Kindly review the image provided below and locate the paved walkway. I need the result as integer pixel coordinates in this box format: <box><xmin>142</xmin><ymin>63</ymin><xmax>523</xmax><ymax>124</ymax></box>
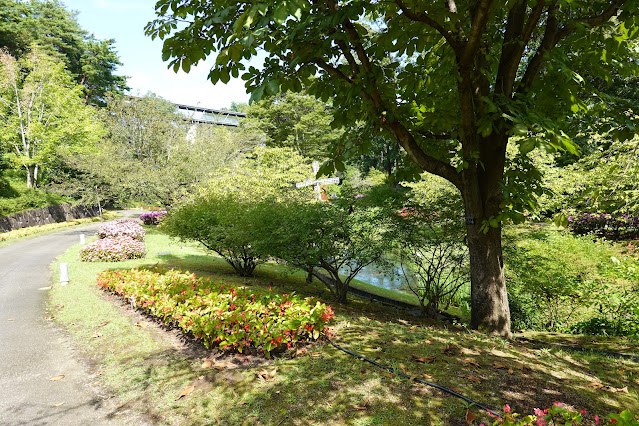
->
<box><xmin>0</xmin><ymin>214</ymin><xmax>145</xmax><ymax>425</ymax></box>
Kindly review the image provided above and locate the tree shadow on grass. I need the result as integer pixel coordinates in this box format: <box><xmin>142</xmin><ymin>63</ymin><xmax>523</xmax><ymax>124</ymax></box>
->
<box><xmin>93</xmin><ymin>251</ymin><xmax>638</xmax><ymax>425</ymax></box>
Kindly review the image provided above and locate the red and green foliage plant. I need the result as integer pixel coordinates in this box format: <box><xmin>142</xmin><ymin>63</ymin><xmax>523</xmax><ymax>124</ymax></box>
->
<box><xmin>96</xmin><ymin>267</ymin><xmax>334</xmax><ymax>356</ymax></box>
<box><xmin>484</xmin><ymin>403</ymin><xmax>638</xmax><ymax>426</ymax></box>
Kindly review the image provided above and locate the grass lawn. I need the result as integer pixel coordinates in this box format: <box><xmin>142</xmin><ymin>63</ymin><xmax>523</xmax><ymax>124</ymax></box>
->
<box><xmin>48</xmin><ymin>227</ymin><xmax>639</xmax><ymax>425</ymax></box>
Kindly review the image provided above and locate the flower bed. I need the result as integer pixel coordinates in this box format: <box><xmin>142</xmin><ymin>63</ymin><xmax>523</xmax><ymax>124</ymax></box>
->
<box><xmin>139</xmin><ymin>211</ymin><xmax>167</xmax><ymax>226</ymax></box>
<box><xmin>488</xmin><ymin>403</ymin><xmax>637</xmax><ymax>425</ymax></box>
<box><xmin>96</xmin><ymin>267</ymin><xmax>334</xmax><ymax>356</ymax></box>
<box><xmin>97</xmin><ymin>219</ymin><xmax>146</xmax><ymax>241</ymax></box>
<box><xmin>568</xmin><ymin>213</ymin><xmax>639</xmax><ymax>240</ymax></box>
<box><xmin>80</xmin><ymin>236</ymin><xmax>146</xmax><ymax>262</ymax></box>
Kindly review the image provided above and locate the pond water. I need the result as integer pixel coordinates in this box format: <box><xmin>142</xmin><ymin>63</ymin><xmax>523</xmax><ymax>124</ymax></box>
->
<box><xmin>352</xmin><ymin>262</ymin><xmax>408</xmax><ymax>292</ymax></box>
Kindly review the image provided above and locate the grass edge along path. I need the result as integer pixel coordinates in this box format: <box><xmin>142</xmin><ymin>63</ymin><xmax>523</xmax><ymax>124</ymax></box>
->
<box><xmin>48</xmin><ymin>230</ymin><xmax>639</xmax><ymax>425</ymax></box>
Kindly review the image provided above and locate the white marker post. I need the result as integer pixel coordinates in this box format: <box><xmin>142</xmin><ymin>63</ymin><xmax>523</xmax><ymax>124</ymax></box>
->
<box><xmin>59</xmin><ymin>263</ymin><xmax>69</xmax><ymax>286</ymax></box>
<box><xmin>296</xmin><ymin>161</ymin><xmax>340</xmax><ymax>201</ymax></box>
<box><xmin>80</xmin><ymin>234</ymin><xmax>85</xmax><ymax>245</ymax></box>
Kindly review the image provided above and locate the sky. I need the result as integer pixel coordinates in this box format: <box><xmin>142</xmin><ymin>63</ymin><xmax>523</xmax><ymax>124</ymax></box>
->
<box><xmin>61</xmin><ymin>0</ymin><xmax>251</xmax><ymax>110</ymax></box>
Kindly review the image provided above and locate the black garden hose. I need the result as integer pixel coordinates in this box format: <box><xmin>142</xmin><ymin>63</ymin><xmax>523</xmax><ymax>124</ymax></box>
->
<box><xmin>325</xmin><ymin>337</ymin><xmax>502</xmax><ymax>418</ymax></box>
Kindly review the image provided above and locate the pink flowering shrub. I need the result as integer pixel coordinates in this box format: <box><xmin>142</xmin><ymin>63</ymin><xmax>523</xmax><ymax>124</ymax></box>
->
<box><xmin>80</xmin><ymin>236</ymin><xmax>146</xmax><ymax>262</ymax></box>
<box><xmin>96</xmin><ymin>267</ymin><xmax>335</xmax><ymax>356</ymax></box>
<box><xmin>139</xmin><ymin>211</ymin><xmax>167</xmax><ymax>225</ymax></box>
<box><xmin>96</xmin><ymin>219</ymin><xmax>145</xmax><ymax>241</ymax></box>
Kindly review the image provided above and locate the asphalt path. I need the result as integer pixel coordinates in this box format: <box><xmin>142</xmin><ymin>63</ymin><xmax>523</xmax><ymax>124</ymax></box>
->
<box><xmin>0</xmin><ymin>213</ymin><xmax>145</xmax><ymax>425</ymax></box>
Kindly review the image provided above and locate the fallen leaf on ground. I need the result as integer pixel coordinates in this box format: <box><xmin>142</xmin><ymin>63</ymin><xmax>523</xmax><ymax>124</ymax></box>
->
<box><xmin>255</xmin><ymin>368</ymin><xmax>277</xmax><ymax>381</ymax></box>
<box><xmin>442</xmin><ymin>344</ymin><xmax>460</xmax><ymax>355</ymax></box>
<box><xmin>214</xmin><ymin>361</ymin><xmax>230</xmax><ymax>371</ymax></box>
<box><xmin>466</xmin><ymin>409</ymin><xmax>476</xmax><ymax>424</ymax></box>
<box><xmin>462</xmin><ymin>358</ymin><xmax>481</xmax><ymax>368</ymax></box>
<box><xmin>411</xmin><ymin>354</ymin><xmax>436</xmax><ymax>363</ymax></box>
<box><xmin>586</xmin><ymin>382</ymin><xmax>604</xmax><ymax>390</ymax></box>
<box><xmin>467</xmin><ymin>376</ymin><xmax>482</xmax><ymax>384</ymax></box>
<box><xmin>49</xmin><ymin>375</ymin><xmax>65</xmax><ymax>381</ymax></box>
<box><xmin>52</xmin><ymin>402</ymin><xmax>64</xmax><ymax>407</ymax></box>
<box><xmin>512</xmin><ymin>363</ymin><xmax>529</xmax><ymax>371</ymax></box>
<box><xmin>493</xmin><ymin>361</ymin><xmax>508</xmax><ymax>369</ymax></box>
<box><xmin>310</xmin><ymin>352</ymin><xmax>322</xmax><ymax>357</ymax></box>
<box><xmin>175</xmin><ymin>385</ymin><xmax>195</xmax><ymax>400</ymax></box>
<box><xmin>201</xmin><ymin>360</ymin><xmax>212</xmax><ymax>369</ymax></box>
<box><xmin>603</xmin><ymin>386</ymin><xmax>628</xmax><ymax>393</ymax></box>
<box><xmin>134</xmin><ymin>322</ymin><xmax>147</xmax><ymax>328</ymax></box>
<box><xmin>97</xmin><ymin>321</ymin><xmax>110</xmax><ymax>327</ymax></box>
<box><xmin>420</xmin><ymin>373</ymin><xmax>438</xmax><ymax>382</ymax></box>
<box><xmin>352</xmin><ymin>397</ymin><xmax>370</xmax><ymax>410</ymax></box>
<box><xmin>424</xmin><ymin>339</ymin><xmax>432</xmax><ymax>344</ymax></box>
<box><xmin>508</xmin><ymin>368</ymin><xmax>514</xmax><ymax>374</ymax></box>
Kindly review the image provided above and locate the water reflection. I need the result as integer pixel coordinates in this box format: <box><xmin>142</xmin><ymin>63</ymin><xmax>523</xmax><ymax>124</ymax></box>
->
<box><xmin>352</xmin><ymin>262</ymin><xmax>409</xmax><ymax>292</ymax></box>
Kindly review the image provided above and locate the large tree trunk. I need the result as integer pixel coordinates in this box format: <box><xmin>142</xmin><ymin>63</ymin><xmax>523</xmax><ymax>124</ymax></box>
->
<box><xmin>460</xmin><ymin>130</ymin><xmax>512</xmax><ymax>338</ymax></box>
<box><xmin>466</xmin><ymin>223</ymin><xmax>511</xmax><ymax>337</ymax></box>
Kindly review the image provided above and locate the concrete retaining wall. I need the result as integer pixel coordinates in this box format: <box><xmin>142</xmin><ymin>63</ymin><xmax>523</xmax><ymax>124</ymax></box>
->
<box><xmin>0</xmin><ymin>203</ymin><xmax>100</xmax><ymax>233</ymax></box>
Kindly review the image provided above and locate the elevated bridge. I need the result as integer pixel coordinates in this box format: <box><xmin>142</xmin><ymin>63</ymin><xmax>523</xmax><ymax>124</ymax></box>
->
<box><xmin>175</xmin><ymin>103</ymin><xmax>246</xmax><ymax>127</ymax></box>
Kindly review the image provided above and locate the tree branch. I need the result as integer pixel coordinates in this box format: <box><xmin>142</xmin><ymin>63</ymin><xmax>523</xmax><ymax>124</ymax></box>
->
<box><xmin>394</xmin><ymin>0</ymin><xmax>461</xmax><ymax>51</ymax></box>
<box><xmin>557</xmin><ymin>0</ymin><xmax>626</xmax><ymax>40</ymax></box>
<box><xmin>517</xmin><ymin>1</ymin><xmax>561</xmax><ymax>96</ymax></box>
<box><xmin>518</xmin><ymin>0</ymin><xmax>626</xmax><ymax>96</ymax></box>
<box><xmin>460</xmin><ymin>0</ymin><xmax>494</xmax><ymax>67</ymax></box>
<box><xmin>311</xmin><ymin>58</ymin><xmax>355</xmax><ymax>85</ymax></box>
<box><xmin>386</xmin><ymin>120</ymin><xmax>463</xmax><ymax>190</ymax></box>
<box><xmin>417</xmin><ymin>130</ymin><xmax>453</xmax><ymax>140</ymax></box>
<box><xmin>495</xmin><ymin>0</ymin><xmax>528</xmax><ymax>96</ymax></box>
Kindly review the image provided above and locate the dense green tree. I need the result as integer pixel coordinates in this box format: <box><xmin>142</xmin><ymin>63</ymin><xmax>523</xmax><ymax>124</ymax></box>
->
<box><xmin>162</xmin><ymin>195</ymin><xmax>265</xmax><ymax>276</ymax></box>
<box><xmin>51</xmin><ymin>94</ymin><xmax>262</xmax><ymax>207</ymax></box>
<box><xmin>0</xmin><ymin>47</ymin><xmax>103</xmax><ymax>188</ymax></box>
<box><xmin>79</xmin><ymin>38</ymin><xmax>128</xmax><ymax>106</ymax></box>
<box><xmin>148</xmin><ymin>0</ymin><xmax>639</xmax><ymax>336</ymax></box>
<box><xmin>103</xmin><ymin>94</ymin><xmax>184</xmax><ymax>164</ymax></box>
<box><xmin>0</xmin><ymin>0</ymin><xmax>127</xmax><ymax>105</ymax></box>
<box><xmin>245</xmin><ymin>91</ymin><xmax>341</xmax><ymax>160</ymax></box>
